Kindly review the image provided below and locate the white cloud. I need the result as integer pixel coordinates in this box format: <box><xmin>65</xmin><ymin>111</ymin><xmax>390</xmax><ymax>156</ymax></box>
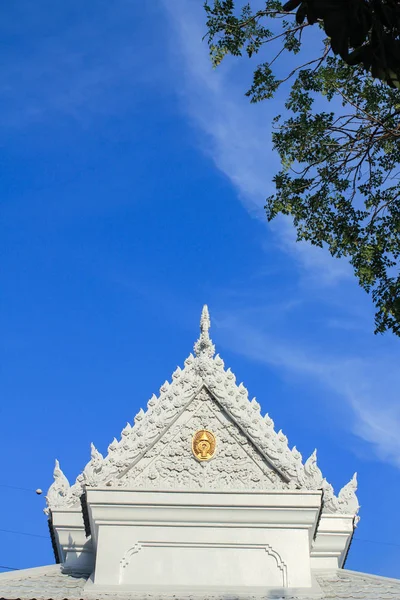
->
<box><xmin>161</xmin><ymin>0</ymin><xmax>353</xmax><ymax>282</ymax></box>
<box><xmin>162</xmin><ymin>0</ymin><xmax>275</xmax><ymax>216</ymax></box>
<box><xmin>0</xmin><ymin>2</ymin><xmax>158</xmax><ymax>127</ymax></box>
<box><xmin>214</xmin><ymin>308</ymin><xmax>400</xmax><ymax>468</ymax></box>
<box><xmin>270</xmin><ymin>215</ymin><xmax>353</xmax><ymax>285</ymax></box>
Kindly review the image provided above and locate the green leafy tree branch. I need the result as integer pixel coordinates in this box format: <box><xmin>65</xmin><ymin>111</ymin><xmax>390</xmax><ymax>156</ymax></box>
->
<box><xmin>205</xmin><ymin>0</ymin><xmax>400</xmax><ymax>336</ymax></box>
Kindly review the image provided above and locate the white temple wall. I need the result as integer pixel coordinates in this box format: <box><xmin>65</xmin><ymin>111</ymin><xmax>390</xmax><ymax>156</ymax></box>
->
<box><xmin>93</xmin><ymin>523</ymin><xmax>312</xmax><ymax>589</ymax></box>
<box><xmin>51</xmin><ymin>507</ymin><xmax>93</xmax><ymax>572</ymax></box>
<box><xmin>88</xmin><ymin>489</ymin><xmax>321</xmax><ymax>592</ymax></box>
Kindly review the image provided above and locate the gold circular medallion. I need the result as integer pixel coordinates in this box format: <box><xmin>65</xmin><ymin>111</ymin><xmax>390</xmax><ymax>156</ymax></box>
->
<box><xmin>192</xmin><ymin>430</ymin><xmax>216</xmax><ymax>461</ymax></box>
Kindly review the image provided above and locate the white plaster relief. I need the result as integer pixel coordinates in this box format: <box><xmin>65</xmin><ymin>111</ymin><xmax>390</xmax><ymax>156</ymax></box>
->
<box><xmin>119</xmin><ymin>541</ymin><xmax>287</xmax><ymax>587</ymax></box>
<box><xmin>45</xmin><ymin>460</ymin><xmax>71</xmax><ymax>513</ymax></box>
<box><xmin>120</xmin><ymin>544</ymin><xmax>142</xmax><ymax>573</ymax></box>
<box><xmin>121</xmin><ymin>388</ymin><xmax>288</xmax><ymax>491</ymax></box>
<box><xmin>322</xmin><ymin>472</ymin><xmax>360</xmax><ymax>518</ymax></box>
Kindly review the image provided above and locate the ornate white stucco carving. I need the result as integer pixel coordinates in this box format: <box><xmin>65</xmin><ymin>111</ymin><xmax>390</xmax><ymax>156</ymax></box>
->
<box><xmin>83</xmin><ymin>443</ymin><xmax>104</xmax><ymax>487</ymax></box>
<box><xmin>120</xmin><ymin>388</ymin><xmax>288</xmax><ymax>491</ymax></box>
<box><xmin>44</xmin><ymin>460</ymin><xmax>71</xmax><ymax>514</ymax></box>
<box><xmin>322</xmin><ymin>472</ymin><xmax>360</xmax><ymax>517</ymax></box>
<box><xmin>45</xmin><ymin>305</ymin><xmax>359</xmax><ymax>520</ymax></box>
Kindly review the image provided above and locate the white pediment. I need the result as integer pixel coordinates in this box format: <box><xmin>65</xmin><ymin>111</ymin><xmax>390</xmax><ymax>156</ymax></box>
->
<box><xmin>118</xmin><ymin>386</ymin><xmax>289</xmax><ymax>491</ymax></box>
<box><xmin>46</xmin><ymin>306</ymin><xmax>359</xmax><ymax>518</ymax></box>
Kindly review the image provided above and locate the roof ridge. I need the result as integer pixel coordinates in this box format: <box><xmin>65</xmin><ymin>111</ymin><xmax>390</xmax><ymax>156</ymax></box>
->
<box><xmin>0</xmin><ymin>564</ymin><xmax>61</xmax><ymax>580</ymax></box>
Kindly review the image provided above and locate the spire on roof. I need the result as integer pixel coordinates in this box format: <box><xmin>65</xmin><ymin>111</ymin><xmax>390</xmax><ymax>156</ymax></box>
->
<box><xmin>194</xmin><ymin>304</ymin><xmax>215</xmax><ymax>358</ymax></box>
<box><xmin>200</xmin><ymin>304</ymin><xmax>211</xmax><ymax>334</ymax></box>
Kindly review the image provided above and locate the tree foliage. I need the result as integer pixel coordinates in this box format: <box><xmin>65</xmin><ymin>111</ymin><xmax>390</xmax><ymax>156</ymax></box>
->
<box><xmin>205</xmin><ymin>0</ymin><xmax>400</xmax><ymax>336</ymax></box>
<box><xmin>283</xmin><ymin>0</ymin><xmax>400</xmax><ymax>88</ymax></box>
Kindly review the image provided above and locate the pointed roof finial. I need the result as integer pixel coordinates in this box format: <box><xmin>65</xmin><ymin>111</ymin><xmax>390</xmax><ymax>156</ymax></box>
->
<box><xmin>200</xmin><ymin>304</ymin><xmax>211</xmax><ymax>335</ymax></box>
<box><xmin>194</xmin><ymin>304</ymin><xmax>215</xmax><ymax>358</ymax></box>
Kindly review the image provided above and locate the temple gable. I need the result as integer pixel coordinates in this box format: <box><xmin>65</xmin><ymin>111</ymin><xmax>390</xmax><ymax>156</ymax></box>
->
<box><xmin>44</xmin><ymin>306</ymin><xmax>361</xmax><ymax>595</ymax></box>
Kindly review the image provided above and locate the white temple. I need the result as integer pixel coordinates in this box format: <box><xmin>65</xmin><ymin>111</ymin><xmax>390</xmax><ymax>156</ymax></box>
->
<box><xmin>1</xmin><ymin>306</ymin><xmax>400</xmax><ymax>599</ymax></box>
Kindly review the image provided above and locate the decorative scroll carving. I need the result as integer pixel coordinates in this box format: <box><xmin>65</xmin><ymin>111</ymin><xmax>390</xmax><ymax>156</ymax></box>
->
<box><xmin>120</xmin><ymin>543</ymin><xmax>142</xmax><ymax>572</ymax></box>
<box><xmin>323</xmin><ymin>472</ymin><xmax>360</xmax><ymax>518</ymax></box>
<box><xmin>82</xmin><ymin>443</ymin><xmax>104</xmax><ymax>486</ymax></box>
<box><xmin>45</xmin><ymin>306</ymin><xmax>359</xmax><ymax>521</ymax></box>
<box><xmin>44</xmin><ymin>460</ymin><xmax>71</xmax><ymax>514</ymax></box>
<box><xmin>303</xmin><ymin>449</ymin><xmax>324</xmax><ymax>489</ymax></box>
<box><xmin>338</xmin><ymin>472</ymin><xmax>359</xmax><ymax>513</ymax></box>
<box><xmin>120</xmin><ymin>389</ymin><xmax>288</xmax><ymax>491</ymax></box>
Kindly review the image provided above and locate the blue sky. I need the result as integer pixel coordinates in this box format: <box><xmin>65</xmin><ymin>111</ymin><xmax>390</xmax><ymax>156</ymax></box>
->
<box><xmin>1</xmin><ymin>0</ymin><xmax>400</xmax><ymax>580</ymax></box>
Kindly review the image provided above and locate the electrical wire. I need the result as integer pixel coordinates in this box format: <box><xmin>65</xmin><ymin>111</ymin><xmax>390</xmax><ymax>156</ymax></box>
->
<box><xmin>0</xmin><ymin>484</ymin><xmax>41</xmax><ymax>494</ymax></box>
<box><xmin>0</xmin><ymin>526</ymin><xmax>400</xmax><ymax>546</ymax></box>
<box><xmin>0</xmin><ymin>528</ymin><xmax>47</xmax><ymax>539</ymax></box>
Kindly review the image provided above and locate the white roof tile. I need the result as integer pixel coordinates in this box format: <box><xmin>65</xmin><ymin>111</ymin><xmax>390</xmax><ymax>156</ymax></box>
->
<box><xmin>1</xmin><ymin>564</ymin><xmax>400</xmax><ymax>600</ymax></box>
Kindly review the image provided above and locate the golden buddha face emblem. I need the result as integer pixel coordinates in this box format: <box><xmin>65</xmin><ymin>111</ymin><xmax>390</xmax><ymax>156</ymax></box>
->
<box><xmin>192</xmin><ymin>430</ymin><xmax>216</xmax><ymax>461</ymax></box>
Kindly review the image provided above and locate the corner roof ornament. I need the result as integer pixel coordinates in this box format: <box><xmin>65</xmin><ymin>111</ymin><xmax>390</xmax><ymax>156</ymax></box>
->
<box><xmin>194</xmin><ymin>305</ymin><xmax>215</xmax><ymax>359</ymax></box>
